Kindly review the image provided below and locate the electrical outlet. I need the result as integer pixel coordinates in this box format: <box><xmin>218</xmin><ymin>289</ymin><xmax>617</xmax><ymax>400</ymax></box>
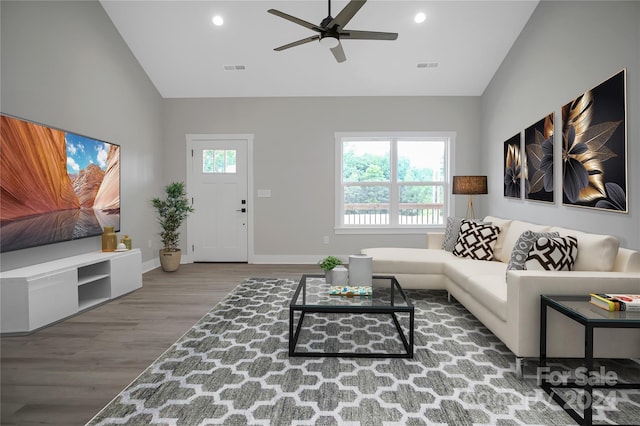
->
<box><xmin>323</xmin><ymin>236</ymin><xmax>329</xmax><ymax>244</ymax></box>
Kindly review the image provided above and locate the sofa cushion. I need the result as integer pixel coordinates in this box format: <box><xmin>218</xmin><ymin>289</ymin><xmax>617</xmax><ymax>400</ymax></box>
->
<box><xmin>361</xmin><ymin>247</ymin><xmax>454</xmax><ymax>275</ymax></box>
<box><xmin>453</xmin><ymin>220</ymin><xmax>500</xmax><ymax>261</ymax></box>
<box><xmin>444</xmin><ymin>257</ymin><xmax>507</xmax><ymax>292</ymax></box>
<box><xmin>497</xmin><ymin>220</ymin><xmax>552</xmax><ymax>263</ymax></box>
<box><xmin>525</xmin><ymin>236</ymin><xmax>578</xmax><ymax>271</ymax></box>
<box><xmin>507</xmin><ymin>230</ymin><xmax>560</xmax><ymax>271</ymax></box>
<box><xmin>549</xmin><ymin>226</ymin><xmax>620</xmax><ymax>272</ymax></box>
<box><xmin>482</xmin><ymin>216</ymin><xmax>513</xmax><ymax>262</ymax></box>
<box><xmin>464</xmin><ymin>275</ymin><xmax>508</xmax><ymax>321</ymax></box>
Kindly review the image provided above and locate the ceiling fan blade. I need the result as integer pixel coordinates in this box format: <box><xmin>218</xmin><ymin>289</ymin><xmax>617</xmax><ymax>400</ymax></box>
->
<box><xmin>268</xmin><ymin>9</ymin><xmax>324</xmax><ymax>32</ymax></box>
<box><xmin>330</xmin><ymin>42</ymin><xmax>347</xmax><ymax>63</ymax></box>
<box><xmin>274</xmin><ymin>35</ymin><xmax>320</xmax><ymax>51</ymax></box>
<box><xmin>340</xmin><ymin>30</ymin><xmax>398</xmax><ymax>40</ymax></box>
<box><xmin>329</xmin><ymin>0</ymin><xmax>366</xmax><ymax>31</ymax></box>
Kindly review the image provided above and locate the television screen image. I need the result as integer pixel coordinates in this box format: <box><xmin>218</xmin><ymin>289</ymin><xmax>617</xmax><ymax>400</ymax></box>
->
<box><xmin>0</xmin><ymin>114</ymin><xmax>120</xmax><ymax>252</ymax></box>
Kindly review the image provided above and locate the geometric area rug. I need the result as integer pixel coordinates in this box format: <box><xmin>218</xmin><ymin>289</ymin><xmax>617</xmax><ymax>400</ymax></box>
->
<box><xmin>86</xmin><ymin>278</ymin><xmax>640</xmax><ymax>425</ymax></box>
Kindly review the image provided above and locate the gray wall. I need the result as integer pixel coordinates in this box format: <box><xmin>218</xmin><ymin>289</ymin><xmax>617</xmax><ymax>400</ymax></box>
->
<box><xmin>2</xmin><ymin>0</ymin><xmax>638</xmax><ymax>272</ymax></box>
<box><xmin>164</xmin><ymin>96</ymin><xmax>481</xmax><ymax>260</ymax></box>
<box><xmin>1</xmin><ymin>1</ymin><xmax>164</xmax><ymax>271</ymax></box>
<box><xmin>482</xmin><ymin>1</ymin><xmax>640</xmax><ymax>250</ymax></box>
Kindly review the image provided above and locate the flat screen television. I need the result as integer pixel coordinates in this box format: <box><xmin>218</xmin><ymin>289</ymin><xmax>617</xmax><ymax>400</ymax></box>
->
<box><xmin>0</xmin><ymin>114</ymin><xmax>120</xmax><ymax>253</ymax></box>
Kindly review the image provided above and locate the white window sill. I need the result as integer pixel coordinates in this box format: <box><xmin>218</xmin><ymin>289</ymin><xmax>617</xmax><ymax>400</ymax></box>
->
<box><xmin>335</xmin><ymin>227</ymin><xmax>444</xmax><ymax>235</ymax></box>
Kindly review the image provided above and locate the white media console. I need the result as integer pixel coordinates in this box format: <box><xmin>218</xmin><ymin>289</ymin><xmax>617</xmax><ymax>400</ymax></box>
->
<box><xmin>0</xmin><ymin>249</ymin><xmax>142</xmax><ymax>334</ymax></box>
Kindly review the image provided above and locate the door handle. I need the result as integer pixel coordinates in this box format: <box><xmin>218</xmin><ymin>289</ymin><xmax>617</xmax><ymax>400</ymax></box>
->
<box><xmin>236</xmin><ymin>208</ymin><xmax>247</xmax><ymax>213</ymax></box>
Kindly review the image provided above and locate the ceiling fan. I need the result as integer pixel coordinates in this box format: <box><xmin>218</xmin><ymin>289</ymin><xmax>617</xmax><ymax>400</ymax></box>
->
<box><xmin>268</xmin><ymin>0</ymin><xmax>398</xmax><ymax>63</ymax></box>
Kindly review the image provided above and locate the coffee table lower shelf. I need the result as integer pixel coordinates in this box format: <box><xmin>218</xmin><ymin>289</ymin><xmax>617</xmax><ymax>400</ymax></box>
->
<box><xmin>289</xmin><ymin>307</ymin><xmax>414</xmax><ymax>358</ymax></box>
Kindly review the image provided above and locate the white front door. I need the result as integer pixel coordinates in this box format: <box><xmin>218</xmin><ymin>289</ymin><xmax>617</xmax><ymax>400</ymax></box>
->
<box><xmin>188</xmin><ymin>137</ymin><xmax>248</xmax><ymax>262</ymax></box>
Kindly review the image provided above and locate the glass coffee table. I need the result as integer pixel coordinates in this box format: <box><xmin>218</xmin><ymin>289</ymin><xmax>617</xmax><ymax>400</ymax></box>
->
<box><xmin>289</xmin><ymin>274</ymin><xmax>414</xmax><ymax>358</ymax></box>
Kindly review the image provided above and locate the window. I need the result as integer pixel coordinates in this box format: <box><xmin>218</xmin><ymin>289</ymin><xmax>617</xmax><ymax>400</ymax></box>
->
<box><xmin>336</xmin><ymin>132</ymin><xmax>453</xmax><ymax>233</ymax></box>
<box><xmin>203</xmin><ymin>149</ymin><xmax>236</xmax><ymax>174</ymax></box>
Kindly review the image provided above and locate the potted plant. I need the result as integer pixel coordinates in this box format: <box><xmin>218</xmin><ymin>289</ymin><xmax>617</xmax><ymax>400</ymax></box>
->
<box><xmin>318</xmin><ymin>255</ymin><xmax>343</xmax><ymax>283</ymax></box>
<box><xmin>151</xmin><ymin>182</ymin><xmax>194</xmax><ymax>272</ymax></box>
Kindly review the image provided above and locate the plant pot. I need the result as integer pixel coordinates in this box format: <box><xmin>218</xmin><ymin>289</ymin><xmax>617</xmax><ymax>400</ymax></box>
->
<box><xmin>324</xmin><ymin>269</ymin><xmax>333</xmax><ymax>284</ymax></box>
<box><xmin>159</xmin><ymin>249</ymin><xmax>182</xmax><ymax>272</ymax></box>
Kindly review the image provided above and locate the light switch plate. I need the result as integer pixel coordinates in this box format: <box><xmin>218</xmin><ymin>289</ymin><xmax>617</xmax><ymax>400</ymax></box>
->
<box><xmin>257</xmin><ymin>189</ymin><xmax>272</xmax><ymax>198</ymax></box>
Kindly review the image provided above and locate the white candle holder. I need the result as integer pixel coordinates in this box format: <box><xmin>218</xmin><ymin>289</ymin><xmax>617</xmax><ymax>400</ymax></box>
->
<box><xmin>348</xmin><ymin>254</ymin><xmax>372</xmax><ymax>286</ymax></box>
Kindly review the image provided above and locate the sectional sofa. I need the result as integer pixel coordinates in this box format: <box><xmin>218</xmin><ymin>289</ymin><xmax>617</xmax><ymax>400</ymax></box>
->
<box><xmin>361</xmin><ymin>216</ymin><xmax>640</xmax><ymax>374</ymax></box>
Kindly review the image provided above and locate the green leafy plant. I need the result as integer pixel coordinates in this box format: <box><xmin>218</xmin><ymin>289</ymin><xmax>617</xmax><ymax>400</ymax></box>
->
<box><xmin>317</xmin><ymin>255</ymin><xmax>342</xmax><ymax>271</ymax></box>
<box><xmin>151</xmin><ymin>182</ymin><xmax>195</xmax><ymax>252</ymax></box>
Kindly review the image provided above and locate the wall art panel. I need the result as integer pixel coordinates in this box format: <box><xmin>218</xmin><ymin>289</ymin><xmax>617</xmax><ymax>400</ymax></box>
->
<box><xmin>561</xmin><ymin>69</ymin><xmax>627</xmax><ymax>212</ymax></box>
<box><xmin>504</xmin><ymin>133</ymin><xmax>522</xmax><ymax>199</ymax></box>
<box><xmin>525</xmin><ymin>113</ymin><xmax>554</xmax><ymax>203</ymax></box>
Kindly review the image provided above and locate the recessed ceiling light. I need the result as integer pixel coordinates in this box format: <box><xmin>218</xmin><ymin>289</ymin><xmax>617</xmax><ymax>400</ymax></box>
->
<box><xmin>212</xmin><ymin>15</ymin><xmax>224</xmax><ymax>26</ymax></box>
<box><xmin>414</xmin><ymin>12</ymin><xmax>426</xmax><ymax>24</ymax></box>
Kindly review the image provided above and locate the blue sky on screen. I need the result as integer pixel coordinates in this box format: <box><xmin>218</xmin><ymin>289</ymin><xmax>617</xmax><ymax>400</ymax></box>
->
<box><xmin>65</xmin><ymin>133</ymin><xmax>109</xmax><ymax>175</ymax></box>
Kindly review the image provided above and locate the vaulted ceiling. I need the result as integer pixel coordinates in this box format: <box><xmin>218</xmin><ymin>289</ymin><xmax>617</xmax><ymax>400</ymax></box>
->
<box><xmin>100</xmin><ymin>1</ymin><xmax>539</xmax><ymax>98</ymax></box>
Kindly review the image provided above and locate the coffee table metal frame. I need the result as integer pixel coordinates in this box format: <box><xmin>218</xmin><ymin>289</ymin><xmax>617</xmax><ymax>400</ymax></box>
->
<box><xmin>289</xmin><ymin>274</ymin><xmax>414</xmax><ymax>358</ymax></box>
<box><xmin>540</xmin><ymin>294</ymin><xmax>640</xmax><ymax>426</ymax></box>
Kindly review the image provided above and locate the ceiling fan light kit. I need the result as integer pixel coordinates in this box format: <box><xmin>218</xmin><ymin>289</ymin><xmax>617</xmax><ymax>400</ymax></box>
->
<box><xmin>319</xmin><ymin>34</ymin><xmax>340</xmax><ymax>49</ymax></box>
<box><xmin>268</xmin><ymin>0</ymin><xmax>398</xmax><ymax>63</ymax></box>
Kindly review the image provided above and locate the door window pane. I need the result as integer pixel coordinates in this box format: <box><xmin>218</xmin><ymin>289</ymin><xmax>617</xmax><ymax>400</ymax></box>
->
<box><xmin>203</xmin><ymin>149</ymin><xmax>236</xmax><ymax>174</ymax></box>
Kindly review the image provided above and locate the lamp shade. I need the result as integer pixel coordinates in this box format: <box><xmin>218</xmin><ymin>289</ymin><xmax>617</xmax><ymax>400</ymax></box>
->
<box><xmin>452</xmin><ymin>176</ymin><xmax>488</xmax><ymax>195</ymax></box>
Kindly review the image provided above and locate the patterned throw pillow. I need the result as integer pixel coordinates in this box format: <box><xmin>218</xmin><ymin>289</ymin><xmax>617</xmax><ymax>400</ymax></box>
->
<box><xmin>442</xmin><ymin>217</ymin><xmax>464</xmax><ymax>252</ymax></box>
<box><xmin>507</xmin><ymin>230</ymin><xmax>560</xmax><ymax>271</ymax></box>
<box><xmin>442</xmin><ymin>217</ymin><xmax>488</xmax><ymax>252</ymax></box>
<box><xmin>525</xmin><ymin>236</ymin><xmax>578</xmax><ymax>271</ymax></box>
<box><xmin>452</xmin><ymin>220</ymin><xmax>501</xmax><ymax>261</ymax></box>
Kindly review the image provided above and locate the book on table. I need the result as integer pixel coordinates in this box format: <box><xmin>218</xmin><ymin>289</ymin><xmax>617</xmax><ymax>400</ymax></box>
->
<box><xmin>329</xmin><ymin>286</ymin><xmax>372</xmax><ymax>297</ymax></box>
<box><xmin>589</xmin><ymin>293</ymin><xmax>640</xmax><ymax>311</ymax></box>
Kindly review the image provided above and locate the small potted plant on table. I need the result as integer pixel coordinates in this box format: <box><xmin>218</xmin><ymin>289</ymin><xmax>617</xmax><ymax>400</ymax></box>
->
<box><xmin>318</xmin><ymin>255</ymin><xmax>343</xmax><ymax>284</ymax></box>
<box><xmin>152</xmin><ymin>182</ymin><xmax>194</xmax><ymax>272</ymax></box>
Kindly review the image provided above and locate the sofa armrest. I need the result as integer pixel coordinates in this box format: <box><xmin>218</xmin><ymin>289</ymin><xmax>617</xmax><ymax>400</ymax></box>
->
<box><xmin>613</xmin><ymin>247</ymin><xmax>640</xmax><ymax>272</ymax></box>
<box><xmin>427</xmin><ymin>232</ymin><xmax>445</xmax><ymax>249</ymax></box>
<box><xmin>506</xmin><ymin>270</ymin><xmax>640</xmax><ymax>357</ymax></box>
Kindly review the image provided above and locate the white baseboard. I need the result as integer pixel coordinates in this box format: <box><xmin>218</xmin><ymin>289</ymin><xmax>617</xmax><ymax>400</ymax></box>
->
<box><xmin>249</xmin><ymin>254</ymin><xmax>351</xmax><ymax>265</ymax></box>
<box><xmin>142</xmin><ymin>257</ymin><xmax>160</xmax><ymax>273</ymax></box>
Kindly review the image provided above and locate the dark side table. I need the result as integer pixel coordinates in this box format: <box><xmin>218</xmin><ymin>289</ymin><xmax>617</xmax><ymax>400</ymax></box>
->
<box><xmin>540</xmin><ymin>295</ymin><xmax>640</xmax><ymax>426</ymax></box>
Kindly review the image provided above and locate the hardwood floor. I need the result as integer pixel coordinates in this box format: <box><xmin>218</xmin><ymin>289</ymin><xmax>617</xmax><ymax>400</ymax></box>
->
<box><xmin>0</xmin><ymin>263</ymin><xmax>314</xmax><ymax>426</ymax></box>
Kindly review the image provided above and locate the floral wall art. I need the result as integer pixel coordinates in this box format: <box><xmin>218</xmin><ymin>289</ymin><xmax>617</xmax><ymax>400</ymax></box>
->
<box><xmin>561</xmin><ymin>69</ymin><xmax>627</xmax><ymax>212</ymax></box>
<box><xmin>525</xmin><ymin>113</ymin><xmax>554</xmax><ymax>203</ymax></box>
<box><xmin>504</xmin><ymin>134</ymin><xmax>522</xmax><ymax>199</ymax></box>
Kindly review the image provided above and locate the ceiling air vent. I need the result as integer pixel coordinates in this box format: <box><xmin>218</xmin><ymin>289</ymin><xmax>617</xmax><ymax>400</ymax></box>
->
<box><xmin>223</xmin><ymin>65</ymin><xmax>246</xmax><ymax>71</ymax></box>
<box><xmin>417</xmin><ymin>62</ymin><xmax>439</xmax><ymax>69</ymax></box>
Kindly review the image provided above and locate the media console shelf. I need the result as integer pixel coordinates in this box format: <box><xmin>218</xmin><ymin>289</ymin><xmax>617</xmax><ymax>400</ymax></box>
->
<box><xmin>0</xmin><ymin>249</ymin><xmax>142</xmax><ymax>334</ymax></box>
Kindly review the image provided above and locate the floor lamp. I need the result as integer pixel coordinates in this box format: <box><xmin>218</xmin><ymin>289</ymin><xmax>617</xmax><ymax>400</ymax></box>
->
<box><xmin>452</xmin><ymin>176</ymin><xmax>488</xmax><ymax>220</ymax></box>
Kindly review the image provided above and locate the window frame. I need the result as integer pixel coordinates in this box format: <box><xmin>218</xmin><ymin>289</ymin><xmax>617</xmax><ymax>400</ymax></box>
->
<box><xmin>335</xmin><ymin>131</ymin><xmax>455</xmax><ymax>234</ymax></box>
